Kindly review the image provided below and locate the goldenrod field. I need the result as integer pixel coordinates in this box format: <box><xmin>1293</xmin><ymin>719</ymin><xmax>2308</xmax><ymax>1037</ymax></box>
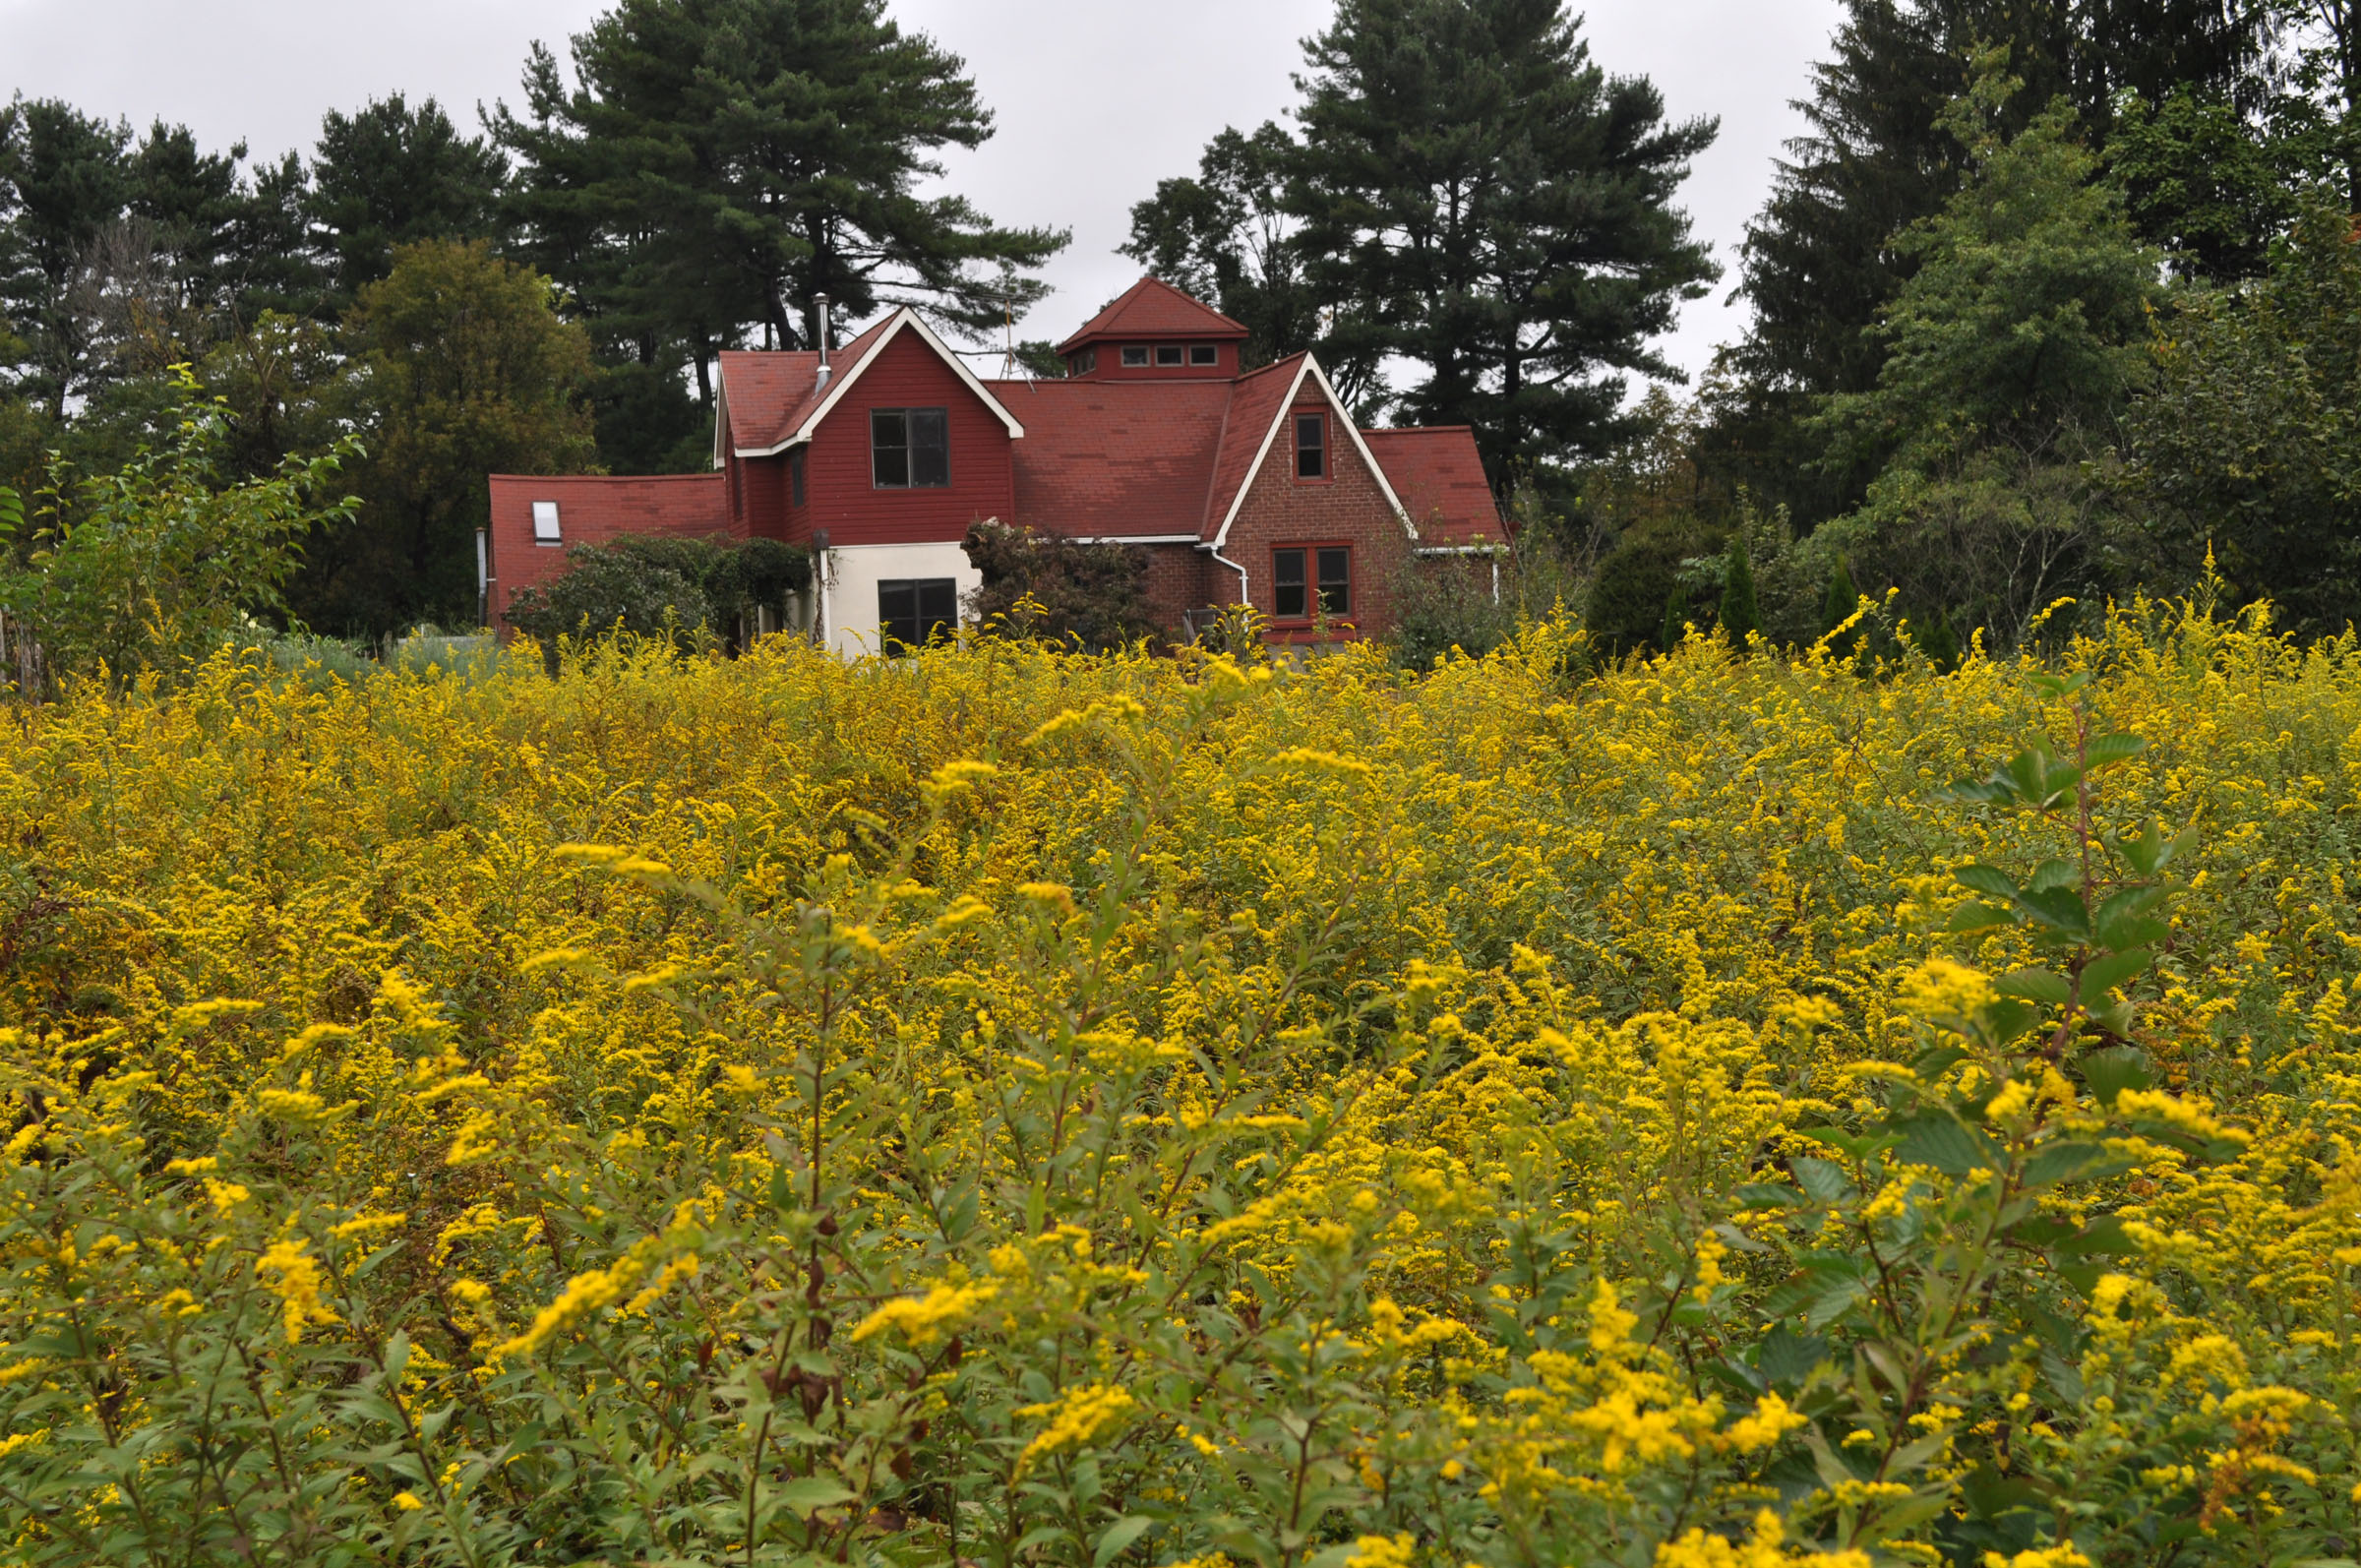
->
<box><xmin>0</xmin><ymin>608</ymin><xmax>2356</xmax><ymax>1567</ymax></box>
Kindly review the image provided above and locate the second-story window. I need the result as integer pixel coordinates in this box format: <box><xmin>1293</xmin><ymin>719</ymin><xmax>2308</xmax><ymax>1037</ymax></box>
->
<box><xmin>1189</xmin><ymin>344</ymin><xmax>1220</xmax><ymax>366</ymax></box>
<box><xmin>1295</xmin><ymin>411</ymin><xmax>1327</xmax><ymax>479</ymax></box>
<box><xmin>1120</xmin><ymin>346</ymin><xmax>1150</xmax><ymax>367</ymax></box>
<box><xmin>872</xmin><ymin>407</ymin><xmax>949</xmax><ymax>488</ymax></box>
<box><xmin>1156</xmin><ymin>345</ymin><xmax>1185</xmax><ymax>366</ymax></box>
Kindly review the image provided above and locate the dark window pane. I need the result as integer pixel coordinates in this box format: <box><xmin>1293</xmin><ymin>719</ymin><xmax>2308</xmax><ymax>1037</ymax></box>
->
<box><xmin>1121</xmin><ymin>346</ymin><xmax>1149</xmax><ymax>366</ymax></box>
<box><xmin>878</xmin><ymin>577</ymin><xmax>957</xmax><ymax>649</ymax></box>
<box><xmin>917</xmin><ymin>578</ymin><xmax>957</xmax><ymax>641</ymax></box>
<box><xmin>1273</xmin><ymin>548</ymin><xmax>1306</xmax><ymax>619</ymax></box>
<box><xmin>910</xmin><ymin>407</ymin><xmax>949</xmax><ymax>487</ymax></box>
<box><xmin>878</xmin><ymin>580</ymin><xmax>918</xmax><ymax>648</ymax></box>
<box><xmin>872</xmin><ymin>409</ymin><xmax>909</xmax><ymax>488</ymax></box>
<box><xmin>1190</xmin><ymin>344</ymin><xmax>1219</xmax><ymax>366</ymax></box>
<box><xmin>1296</xmin><ymin>413</ymin><xmax>1325</xmax><ymax>478</ymax></box>
<box><xmin>1156</xmin><ymin>344</ymin><xmax>1184</xmax><ymax>366</ymax></box>
<box><xmin>1318</xmin><ymin>548</ymin><xmax>1350</xmax><ymax>615</ymax></box>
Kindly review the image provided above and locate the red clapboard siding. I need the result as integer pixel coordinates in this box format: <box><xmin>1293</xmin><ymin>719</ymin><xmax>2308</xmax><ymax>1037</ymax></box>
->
<box><xmin>801</xmin><ymin>331</ymin><xmax>1015</xmax><ymax>546</ymax></box>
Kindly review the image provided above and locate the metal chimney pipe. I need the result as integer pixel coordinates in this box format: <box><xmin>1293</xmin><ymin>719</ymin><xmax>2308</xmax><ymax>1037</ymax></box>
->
<box><xmin>814</xmin><ymin>292</ymin><xmax>832</xmax><ymax>390</ymax></box>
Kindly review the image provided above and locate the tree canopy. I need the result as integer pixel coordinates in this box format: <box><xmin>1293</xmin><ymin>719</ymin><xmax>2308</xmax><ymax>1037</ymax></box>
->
<box><xmin>494</xmin><ymin>0</ymin><xmax>1066</xmax><ymax>403</ymax></box>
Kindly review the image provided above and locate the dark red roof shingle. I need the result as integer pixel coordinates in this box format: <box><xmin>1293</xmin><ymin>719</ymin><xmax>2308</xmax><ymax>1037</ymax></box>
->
<box><xmin>1362</xmin><ymin>427</ymin><xmax>1505</xmax><ymax>546</ymax></box>
<box><xmin>1058</xmin><ymin>276</ymin><xmax>1249</xmax><ymax>354</ymax></box>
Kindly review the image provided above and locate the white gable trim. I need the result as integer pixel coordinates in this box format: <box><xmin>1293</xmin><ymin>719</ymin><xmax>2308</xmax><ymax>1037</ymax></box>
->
<box><xmin>1207</xmin><ymin>355</ymin><xmax>1416</xmax><ymax>550</ymax></box>
<box><xmin>712</xmin><ymin>373</ymin><xmax>732</xmax><ymax>469</ymax></box>
<box><xmin>732</xmin><ymin>309</ymin><xmax>1026</xmax><ymax>458</ymax></box>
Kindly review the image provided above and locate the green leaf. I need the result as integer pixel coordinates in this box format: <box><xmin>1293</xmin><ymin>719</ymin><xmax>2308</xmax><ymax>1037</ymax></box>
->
<box><xmin>1954</xmin><ymin>863</ymin><xmax>2021</xmax><ymax>901</ymax></box>
<box><xmin>772</xmin><ymin>1476</ymin><xmax>856</xmax><ymax>1515</ymax></box>
<box><xmin>2055</xmin><ymin>1214</ymin><xmax>2137</xmax><ymax>1256</ymax></box>
<box><xmin>1095</xmin><ymin>1516</ymin><xmax>1156</xmax><ymax>1567</ymax></box>
<box><xmin>1895</xmin><ymin>1114</ymin><xmax>1996</xmax><ymax>1176</ymax></box>
<box><xmin>2078</xmin><ymin>948</ymin><xmax>2150</xmax><ymax>996</ymax></box>
<box><xmin>2094</xmin><ymin>883</ymin><xmax>2164</xmax><ymax>935</ymax></box>
<box><xmin>1997</xmin><ymin>968</ymin><xmax>2072</xmax><ymax>1006</ymax></box>
<box><xmin>2088</xmin><ymin>998</ymin><xmax>2137</xmax><ymax>1036</ymax></box>
<box><xmin>2018</xmin><ymin>885</ymin><xmax>2090</xmax><ymax>940</ymax></box>
<box><xmin>2027</xmin><ymin>858</ymin><xmax>2079</xmax><ymax>893</ymax></box>
<box><xmin>2083</xmin><ymin>732</ymin><xmax>2148</xmax><ymax>770</ymax></box>
<box><xmin>2077</xmin><ymin>1046</ymin><xmax>2152</xmax><ymax>1108</ymax></box>
<box><xmin>1758</xmin><ymin>1325</ymin><xmax>1831</xmax><ymax>1388</ymax></box>
<box><xmin>1947</xmin><ymin>902</ymin><xmax>2017</xmax><ymax>934</ymax></box>
<box><xmin>1735</xmin><ymin>1182</ymin><xmax>1805</xmax><ymax>1209</ymax></box>
<box><xmin>1791</xmin><ymin>1156</ymin><xmax>1854</xmax><ymax>1204</ymax></box>
<box><xmin>2023</xmin><ymin>1140</ymin><xmax>2113</xmax><ymax>1188</ymax></box>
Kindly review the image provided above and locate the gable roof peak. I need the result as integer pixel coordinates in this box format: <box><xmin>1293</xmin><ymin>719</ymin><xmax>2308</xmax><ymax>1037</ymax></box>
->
<box><xmin>1059</xmin><ymin>276</ymin><xmax>1249</xmax><ymax>353</ymax></box>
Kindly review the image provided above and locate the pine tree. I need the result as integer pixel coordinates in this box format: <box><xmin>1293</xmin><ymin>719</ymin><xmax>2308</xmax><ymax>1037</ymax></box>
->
<box><xmin>308</xmin><ymin>95</ymin><xmax>512</xmax><ymax>312</ymax></box>
<box><xmin>0</xmin><ymin>99</ymin><xmax>132</xmax><ymax>419</ymax></box>
<box><xmin>1284</xmin><ymin>0</ymin><xmax>1718</xmax><ymax>469</ymax></box>
<box><xmin>1707</xmin><ymin>0</ymin><xmax>2278</xmax><ymax>525</ymax></box>
<box><xmin>1120</xmin><ymin>124</ymin><xmax>1335</xmax><ymax>383</ymax></box>
<box><xmin>1659</xmin><ymin>580</ymin><xmax>1687</xmax><ymax>654</ymax></box>
<box><xmin>494</xmin><ymin>0</ymin><xmax>1066</xmax><ymax>404</ymax></box>
<box><xmin>1720</xmin><ymin>529</ymin><xmax>1760</xmax><ymax>649</ymax></box>
<box><xmin>1821</xmin><ymin>555</ymin><xmax>1862</xmax><ymax>636</ymax></box>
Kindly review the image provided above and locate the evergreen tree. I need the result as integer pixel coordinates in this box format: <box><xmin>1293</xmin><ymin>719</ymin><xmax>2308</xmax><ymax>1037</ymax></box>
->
<box><xmin>494</xmin><ymin>0</ymin><xmax>1066</xmax><ymax>405</ymax></box>
<box><xmin>1659</xmin><ymin>578</ymin><xmax>1687</xmax><ymax>653</ymax></box>
<box><xmin>1720</xmin><ymin>528</ymin><xmax>1760</xmax><ymax>648</ymax></box>
<box><xmin>1121</xmin><ymin>124</ymin><xmax>1332</xmax><ymax>380</ymax></box>
<box><xmin>1709</xmin><ymin>0</ymin><xmax>2277</xmax><ymax>526</ymax></box>
<box><xmin>0</xmin><ymin>98</ymin><xmax>132</xmax><ymax>419</ymax></box>
<box><xmin>1821</xmin><ymin>555</ymin><xmax>1864</xmax><ymax>643</ymax></box>
<box><xmin>1285</xmin><ymin>0</ymin><xmax>1719</xmax><ymax>470</ymax></box>
<box><xmin>1810</xmin><ymin>69</ymin><xmax>2163</xmax><ymax>646</ymax></box>
<box><xmin>308</xmin><ymin>95</ymin><xmax>512</xmax><ymax>312</ymax></box>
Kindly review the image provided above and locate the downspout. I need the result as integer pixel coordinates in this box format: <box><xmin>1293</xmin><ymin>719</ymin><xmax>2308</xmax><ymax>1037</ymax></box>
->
<box><xmin>1208</xmin><ymin>545</ymin><xmax>1249</xmax><ymax>616</ymax></box>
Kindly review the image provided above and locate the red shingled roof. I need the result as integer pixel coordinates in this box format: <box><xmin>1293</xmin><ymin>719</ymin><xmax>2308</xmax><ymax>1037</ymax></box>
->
<box><xmin>1200</xmin><ymin>355</ymin><xmax>1307</xmax><ymax>541</ymax></box>
<box><xmin>717</xmin><ymin>314</ymin><xmax>897</xmax><ymax>452</ymax></box>
<box><xmin>486</xmin><ymin>472</ymin><xmax>732</xmax><ymax>622</ymax></box>
<box><xmin>1058</xmin><ymin>276</ymin><xmax>1249</xmax><ymax>354</ymax></box>
<box><xmin>987</xmin><ymin>378</ymin><xmax>1236</xmax><ymax>538</ymax></box>
<box><xmin>1362</xmin><ymin>427</ymin><xmax>1506</xmax><ymax>546</ymax></box>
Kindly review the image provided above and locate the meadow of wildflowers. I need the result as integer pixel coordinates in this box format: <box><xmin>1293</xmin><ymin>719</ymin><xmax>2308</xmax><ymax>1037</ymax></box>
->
<box><xmin>0</xmin><ymin>601</ymin><xmax>2355</xmax><ymax>1567</ymax></box>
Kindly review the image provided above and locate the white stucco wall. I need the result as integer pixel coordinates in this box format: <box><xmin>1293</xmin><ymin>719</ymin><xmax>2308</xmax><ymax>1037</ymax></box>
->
<box><xmin>816</xmin><ymin>541</ymin><xmax>982</xmax><ymax>659</ymax></box>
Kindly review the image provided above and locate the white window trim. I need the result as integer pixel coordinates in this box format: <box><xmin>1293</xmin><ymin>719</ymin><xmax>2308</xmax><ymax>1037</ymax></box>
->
<box><xmin>531</xmin><ymin>500</ymin><xmax>562</xmax><ymax>544</ymax></box>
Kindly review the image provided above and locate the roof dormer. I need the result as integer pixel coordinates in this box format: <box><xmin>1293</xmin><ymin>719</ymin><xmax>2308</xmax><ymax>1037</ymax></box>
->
<box><xmin>1058</xmin><ymin>276</ymin><xmax>1249</xmax><ymax>380</ymax></box>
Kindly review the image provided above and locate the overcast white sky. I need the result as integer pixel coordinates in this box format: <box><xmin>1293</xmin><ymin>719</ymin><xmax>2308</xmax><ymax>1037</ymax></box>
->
<box><xmin>0</xmin><ymin>0</ymin><xmax>1843</xmax><ymax>386</ymax></box>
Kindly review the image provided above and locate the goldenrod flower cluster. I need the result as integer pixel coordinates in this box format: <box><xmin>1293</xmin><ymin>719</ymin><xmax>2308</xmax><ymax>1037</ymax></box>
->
<box><xmin>0</xmin><ymin>603</ymin><xmax>2351</xmax><ymax>1566</ymax></box>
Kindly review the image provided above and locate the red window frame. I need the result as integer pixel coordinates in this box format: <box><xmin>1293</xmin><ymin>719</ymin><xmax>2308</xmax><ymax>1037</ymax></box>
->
<box><xmin>1292</xmin><ymin>408</ymin><xmax>1332</xmax><ymax>483</ymax></box>
<box><xmin>1269</xmin><ymin>543</ymin><xmax>1352</xmax><ymax>624</ymax></box>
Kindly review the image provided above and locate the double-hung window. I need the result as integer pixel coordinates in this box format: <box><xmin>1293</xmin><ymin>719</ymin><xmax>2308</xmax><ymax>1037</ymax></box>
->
<box><xmin>1272</xmin><ymin>547</ymin><xmax>1350</xmax><ymax>620</ymax></box>
<box><xmin>1295</xmin><ymin>412</ymin><xmax>1327</xmax><ymax>479</ymax></box>
<box><xmin>789</xmin><ymin>449</ymin><xmax>807</xmax><ymax>507</ymax></box>
<box><xmin>878</xmin><ymin>578</ymin><xmax>957</xmax><ymax>650</ymax></box>
<box><xmin>872</xmin><ymin>407</ymin><xmax>950</xmax><ymax>488</ymax></box>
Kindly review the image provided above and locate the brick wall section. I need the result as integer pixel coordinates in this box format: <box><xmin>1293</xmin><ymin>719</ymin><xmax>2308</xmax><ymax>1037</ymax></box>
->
<box><xmin>1219</xmin><ymin>392</ymin><xmax>1413</xmax><ymax>643</ymax></box>
<box><xmin>1138</xmin><ymin>543</ymin><xmax>1214</xmax><ymax>634</ymax></box>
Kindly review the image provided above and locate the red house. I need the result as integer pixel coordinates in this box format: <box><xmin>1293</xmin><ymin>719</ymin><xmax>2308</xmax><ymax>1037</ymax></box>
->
<box><xmin>486</xmin><ymin>278</ymin><xmax>1505</xmax><ymax>654</ymax></box>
